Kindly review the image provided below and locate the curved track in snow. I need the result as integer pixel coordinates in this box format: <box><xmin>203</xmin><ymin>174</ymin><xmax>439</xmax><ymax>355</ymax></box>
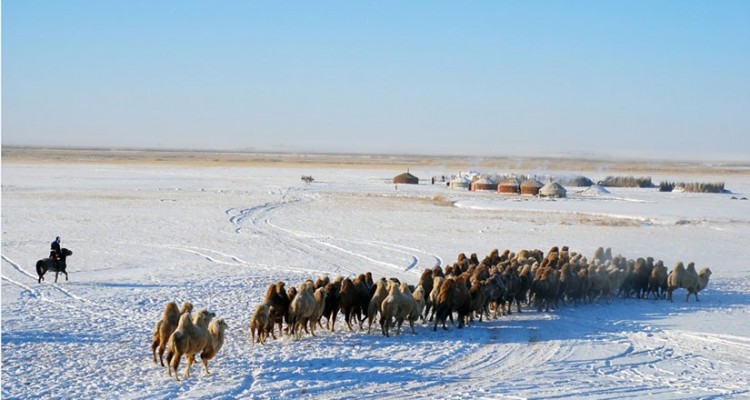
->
<box><xmin>224</xmin><ymin>189</ymin><xmax>443</xmax><ymax>280</ymax></box>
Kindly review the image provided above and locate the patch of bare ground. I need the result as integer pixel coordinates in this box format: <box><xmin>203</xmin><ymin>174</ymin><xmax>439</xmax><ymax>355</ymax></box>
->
<box><xmin>3</xmin><ymin>147</ymin><xmax>749</xmax><ymax>176</ymax></box>
<box><xmin>428</xmin><ymin>195</ymin><xmax>456</xmax><ymax>207</ymax></box>
<box><xmin>561</xmin><ymin>213</ymin><xmax>645</xmax><ymax>227</ymax></box>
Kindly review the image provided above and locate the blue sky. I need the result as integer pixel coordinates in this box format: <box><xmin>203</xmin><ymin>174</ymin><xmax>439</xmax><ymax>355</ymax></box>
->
<box><xmin>3</xmin><ymin>1</ymin><xmax>749</xmax><ymax>160</ymax></box>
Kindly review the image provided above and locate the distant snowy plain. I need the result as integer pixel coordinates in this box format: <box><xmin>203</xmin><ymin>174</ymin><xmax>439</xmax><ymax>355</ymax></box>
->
<box><xmin>2</xmin><ymin>162</ymin><xmax>750</xmax><ymax>399</ymax></box>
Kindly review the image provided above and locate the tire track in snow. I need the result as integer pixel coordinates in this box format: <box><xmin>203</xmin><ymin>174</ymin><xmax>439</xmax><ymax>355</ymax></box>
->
<box><xmin>255</xmin><ymin>198</ymin><xmax>441</xmax><ymax>275</ymax></box>
<box><xmin>161</xmin><ymin>244</ymin><xmax>340</xmax><ymax>277</ymax></box>
<box><xmin>161</xmin><ymin>245</ymin><xmax>247</xmax><ymax>267</ymax></box>
<box><xmin>228</xmin><ymin>195</ymin><xmax>360</xmax><ymax>276</ymax></box>
<box><xmin>1</xmin><ymin>274</ymin><xmax>111</xmax><ymax>318</ymax></box>
<box><xmin>313</xmin><ymin>239</ymin><xmax>403</xmax><ymax>270</ymax></box>
<box><xmin>2</xmin><ymin>253</ymin><xmax>39</xmax><ymax>280</ymax></box>
<box><xmin>334</xmin><ymin>238</ymin><xmax>444</xmax><ymax>270</ymax></box>
<box><xmin>226</xmin><ymin>189</ymin><xmax>419</xmax><ymax>276</ymax></box>
<box><xmin>2</xmin><ymin>254</ymin><xmax>91</xmax><ymax>303</ymax></box>
<box><xmin>2</xmin><ymin>254</ymin><xmax>142</xmax><ymax>322</ymax></box>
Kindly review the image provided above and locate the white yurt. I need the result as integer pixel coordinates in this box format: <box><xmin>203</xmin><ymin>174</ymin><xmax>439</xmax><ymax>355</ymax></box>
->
<box><xmin>539</xmin><ymin>182</ymin><xmax>567</xmax><ymax>198</ymax></box>
<box><xmin>449</xmin><ymin>175</ymin><xmax>471</xmax><ymax>190</ymax></box>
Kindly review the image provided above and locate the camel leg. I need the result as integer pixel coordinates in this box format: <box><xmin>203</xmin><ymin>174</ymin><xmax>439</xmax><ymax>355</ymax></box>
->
<box><xmin>292</xmin><ymin>321</ymin><xmax>302</xmax><ymax>340</ymax></box>
<box><xmin>330</xmin><ymin>310</ymin><xmax>338</xmax><ymax>332</ymax></box>
<box><xmin>357</xmin><ymin>311</ymin><xmax>365</xmax><ymax>330</ymax></box>
<box><xmin>158</xmin><ymin>345</ymin><xmax>167</xmax><ymax>367</ymax></box>
<box><xmin>151</xmin><ymin>339</ymin><xmax>159</xmax><ymax>364</ymax></box>
<box><xmin>346</xmin><ymin>312</ymin><xmax>354</xmax><ymax>331</ymax></box>
<box><xmin>170</xmin><ymin>354</ymin><xmax>181</xmax><ymax>381</ymax></box>
<box><xmin>381</xmin><ymin>315</ymin><xmax>391</xmax><ymax>337</ymax></box>
<box><xmin>185</xmin><ymin>354</ymin><xmax>195</xmax><ymax>378</ymax></box>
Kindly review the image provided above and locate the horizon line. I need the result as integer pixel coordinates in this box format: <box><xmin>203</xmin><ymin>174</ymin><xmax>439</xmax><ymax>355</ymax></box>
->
<box><xmin>2</xmin><ymin>144</ymin><xmax>748</xmax><ymax>166</ymax></box>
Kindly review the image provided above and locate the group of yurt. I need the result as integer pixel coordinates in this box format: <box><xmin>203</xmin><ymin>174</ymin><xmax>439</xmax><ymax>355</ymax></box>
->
<box><xmin>151</xmin><ymin>244</ymin><xmax>712</xmax><ymax>380</ymax></box>
<box><xmin>464</xmin><ymin>174</ymin><xmax>567</xmax><ymax>197</ymax></box>
<box><xmin>393</xmin><ymin>170</ymin><xmax>568</xmax><ymax>198</ymax></box>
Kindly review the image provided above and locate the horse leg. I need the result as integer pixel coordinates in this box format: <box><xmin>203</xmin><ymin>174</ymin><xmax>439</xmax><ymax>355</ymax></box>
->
<box><xmin>54</xmin><ymin>271</ymin><xmax>59</xmax><ymax>283</ymax></box>
<box><xmin>36</xmin><ymin>261</ymin><xmax>46</xmax><ymax>283</ymax></box>
<box><xmin>64</xmin><ymin>271</ymin><xmax>68</xmax><ymax>281</ymax></box>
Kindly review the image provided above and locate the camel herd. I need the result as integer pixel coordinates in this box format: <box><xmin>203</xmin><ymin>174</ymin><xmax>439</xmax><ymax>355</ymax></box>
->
<box><xmin>151</xmin><ymin>245</ymin><xmax>712</xmax><ymax>380</ymax></box>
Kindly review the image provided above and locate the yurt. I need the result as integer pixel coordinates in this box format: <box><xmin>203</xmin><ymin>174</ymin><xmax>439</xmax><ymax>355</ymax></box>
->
<box><xmin>539</xmin><ymin>182</ymin><xmax>567</xmax><ymax>198</ymax></box>
<box><xmin>520</xmin><ymin>179</ymin><xmax>544</xmax><ymax>195</ymax></box>
<box><xmin>393</xmin><ymin>171</ymin><xmax>419</xmax><ymax>184</ymax></box>
<box><xmin>497</xmin><ymin>177</ymin><xmax>521</xmax><ymax>194</ymax></box>
<box><xmin>471</xmin><ymin>177</ymin><xmax>498</xmax><ymax>191</ymax></box>
<box><xmin>449</xmin><ymin>175</ymin><xmax>471</xmax><ymax>190</ymax></box>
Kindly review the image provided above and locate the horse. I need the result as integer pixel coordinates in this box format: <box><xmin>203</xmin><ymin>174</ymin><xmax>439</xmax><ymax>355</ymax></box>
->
<box><xmin>36</xmin><ymin>248</ymin><xmax>73</xmax><ymax>283</ymax></box>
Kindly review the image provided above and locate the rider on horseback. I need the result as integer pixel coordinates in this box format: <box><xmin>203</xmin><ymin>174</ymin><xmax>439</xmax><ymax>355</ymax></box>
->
<box><xmin>50</xmin><ymin>236</ymin><xmax>61</xmax><ymax>262</ymax></box>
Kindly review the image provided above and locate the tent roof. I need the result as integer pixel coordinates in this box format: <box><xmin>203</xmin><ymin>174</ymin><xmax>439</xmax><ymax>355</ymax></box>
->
<box><xmin>499</xmin><ymin>177</ymin><xmax>521</xmax><ymax>186</ymax></box>
<box><xmin>521</xmin><ymin>179</ymin><xmax>543</xmax><ymax>188</ymax></box>
<box><xmin>540</xmin><ymin>182</ymin><xmax>567</xmax><ymax>196</ymax></box>
<box><xmin>474</xmin><ymin>177</ymin><xmax>497</xmax><ymax>185</ymax></box>
<box><xmin>395</xmin><ymin>172</ymin><xmax>418</xmax><ymax>179</ymax></box>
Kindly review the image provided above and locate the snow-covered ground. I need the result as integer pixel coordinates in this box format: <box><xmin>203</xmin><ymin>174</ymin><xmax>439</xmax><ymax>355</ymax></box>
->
<box><xmin>2</xmin><ymin>161</ymin><xmax>750</xmax><ymax>399</ymax></box>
